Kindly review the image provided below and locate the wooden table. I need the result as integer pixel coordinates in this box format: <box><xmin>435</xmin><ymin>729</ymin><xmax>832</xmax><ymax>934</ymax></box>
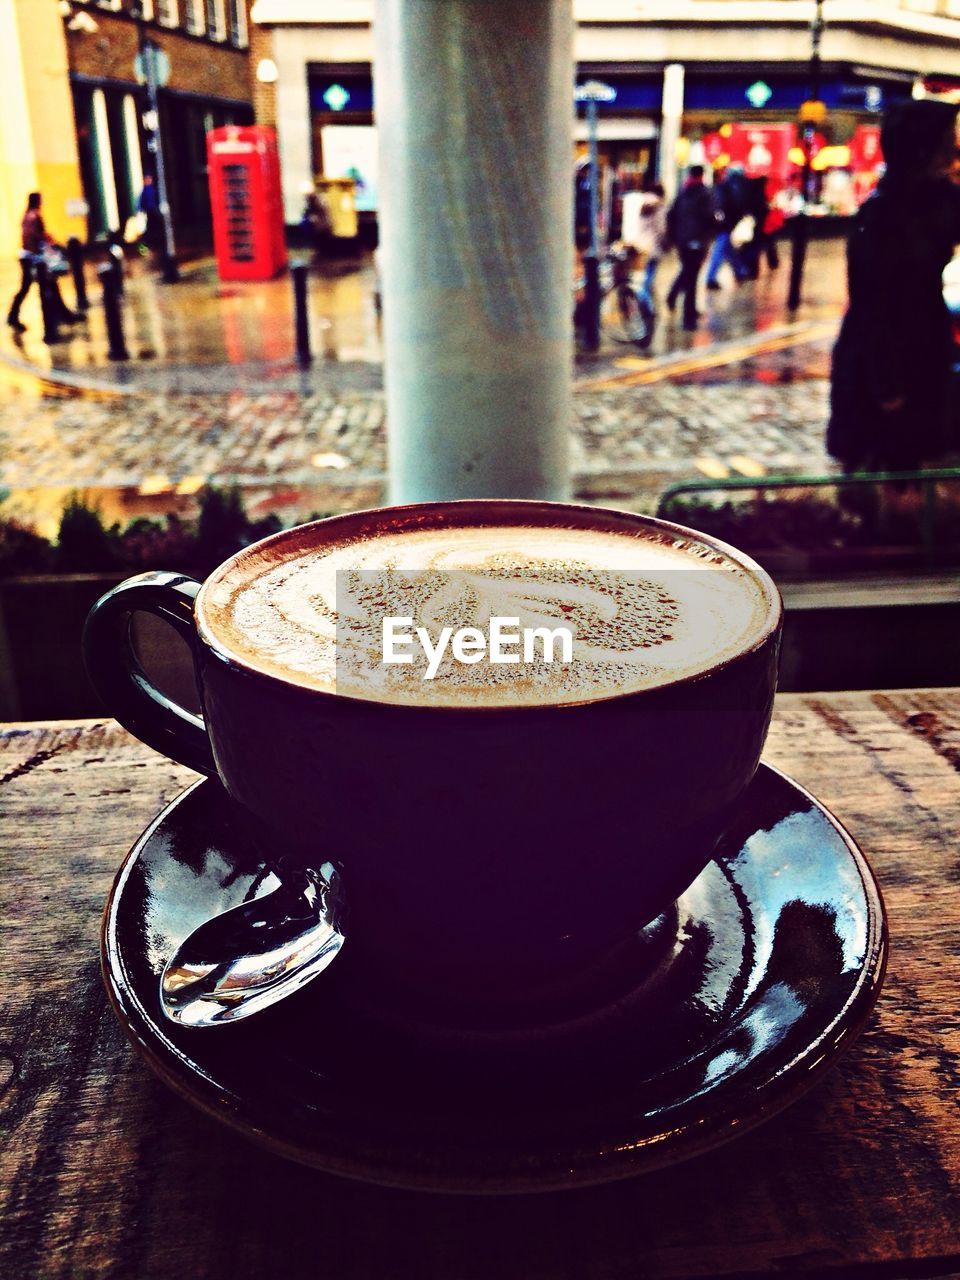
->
<box><xmin>2</xmin><ymin>691</ymin><xmax>959</xmax><ymax>1279</ymax></box>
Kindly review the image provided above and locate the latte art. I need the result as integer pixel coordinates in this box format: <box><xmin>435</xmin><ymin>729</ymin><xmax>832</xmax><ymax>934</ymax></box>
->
<box><xmin>199</xmin><ymin>523</ymin><xmax>771</xmax><ymax>707</ymax></box>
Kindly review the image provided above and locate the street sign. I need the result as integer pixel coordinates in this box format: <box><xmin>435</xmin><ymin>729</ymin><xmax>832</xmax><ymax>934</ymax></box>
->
<box><xmin>575</xmin><ymin>80</ymin><xmax>617</xmax><ymax>104</ymax></box>
<box><xmin>134</xmin><ymin>47</ymin><xmax>171</xmax><ymax>87</ymax></box>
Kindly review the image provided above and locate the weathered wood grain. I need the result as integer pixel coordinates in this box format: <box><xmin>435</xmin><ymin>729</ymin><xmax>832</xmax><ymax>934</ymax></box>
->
<box><xmin>1</xmin><ymin>695</ymin><xmax>959</xmax><ymax>1280</ymax></box>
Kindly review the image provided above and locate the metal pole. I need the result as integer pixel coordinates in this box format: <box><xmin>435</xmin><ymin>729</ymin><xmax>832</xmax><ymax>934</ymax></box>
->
<box><xmin>583</xmin><ymin>97</ymin><xmax>602</xmax><ymax>353</ymax></box>
<box><xmin>132</xmin><ymin>2</ymin><xmax>179</xmax><ymax>284</ymax></box>
<box><xmin>373</xmin><ymin>0</ymin><xmax>572</xmax><ymax>503</ymax></box>
<box><xmin>291</xmin><ymin>261</ymin><xmax>312</xmax><ymax>367</ymax></box>
<box><xmin>788</xmin><ymin>0</ymin><xmax>824</xmax><ymax>312</ymax></box>
<box><xmin>99</xmin><ymin>262</ymin><xmax>129</xmax><ymax>361</ymax></box>
<box><xmin>143</xmin><ymin>42</ymin><xmax>179</xmax><ymax>284</ymax></box>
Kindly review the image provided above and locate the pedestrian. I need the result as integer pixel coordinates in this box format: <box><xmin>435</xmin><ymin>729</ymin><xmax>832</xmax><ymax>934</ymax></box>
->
<box><xmin>634</xmin><ymin>182</ymin><xmax>669</xmax><ymax>310</ymax></box>
<box><xmin>138</xmin><ymin>173</ymin><xmax>164</xmax><ymax>259</ymax></box>
<box><xmin>760</xmin><ymin>179</ymin><xmax>786</xmax><ymax>272</ymax></box>
<box><xmin>666</xmin><ymin>165</ymin><xmax>716</xmax><ymax>330</ymax></box>
<box><xmin>299</xmin><ymin>184</ymin><xmax>332</xmax><ymax>257</ymax></box>
<box><xmin>827</xmin><ymin>98</ymin><xmax>960</xmax><ymax>475</ymax></box>
<box><xmin>6</xmin><ymin>191</ymin><xmax>78</xmax><ymax>334</ymax></box>
<box><xmin>705</xmin><ymin>163</ymin><xmax>749</xmax><ymax>290</ymax></box>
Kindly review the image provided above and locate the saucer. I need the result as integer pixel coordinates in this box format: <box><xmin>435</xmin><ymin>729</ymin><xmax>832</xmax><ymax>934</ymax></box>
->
<box><xmin>101</xmin><ymin>764</ymin><xmax>887</xmax><ymax>1194</ymax></box>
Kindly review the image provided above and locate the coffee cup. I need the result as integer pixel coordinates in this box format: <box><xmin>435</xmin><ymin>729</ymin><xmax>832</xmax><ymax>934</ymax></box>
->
<box><xmin>84</xmin><ymin>500</ymin><xmax>781</xmax><ymax>1022</ymax></box>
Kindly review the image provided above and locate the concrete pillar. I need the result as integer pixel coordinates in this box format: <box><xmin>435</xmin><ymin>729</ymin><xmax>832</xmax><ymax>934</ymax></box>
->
<box><xmin>274</xmin><ymin>27</ymin><xmax>314</xmax><ymax>222</ymax></box>
<box><xmin>373</xmin><ymin>0</ymin><xmax>573</xmax><ymax>504</ymax></box>
<box><xmin>658</xmin><ymin>63</ymin><xmax>685</xmax><ymax>202</ymax></box>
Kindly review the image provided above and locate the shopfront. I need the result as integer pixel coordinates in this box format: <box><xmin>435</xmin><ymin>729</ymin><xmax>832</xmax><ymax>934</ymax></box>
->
<box><xmin>308</xmin><ymin>69</ymin><xmax>377</xmax><ymax>242</ymax></box>
<box><xmin>72</xmin><ymin>78</ymin><xmax>252</xmax><ymax>247</ymax></box>
<box><xmin>573</xmin><ymin>64</ymin><xmax>912</xmax><ymax>221</ymax></box>
<box><xmin>302</xmin><ymin>60</ymin><xmax>914</xmax><ymax>246</ymax></box>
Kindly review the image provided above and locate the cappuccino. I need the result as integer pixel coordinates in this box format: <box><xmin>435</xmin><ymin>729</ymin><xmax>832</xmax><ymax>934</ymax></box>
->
<box><xmin>200</xmin><ymin>521</ymin><xmax>771</xmax><ymax>708</ymax></box>
<box><xmin>87</xmin><ymin>501</ymin><xmax>783</xmax><ymax>1010</ymax></box>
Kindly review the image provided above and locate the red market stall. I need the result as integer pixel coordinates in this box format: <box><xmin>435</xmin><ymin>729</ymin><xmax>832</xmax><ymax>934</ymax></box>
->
<box><xmin>726</xmin><ymin>123</ymin><xmax>797</xmax><ymax>187</ymax></box>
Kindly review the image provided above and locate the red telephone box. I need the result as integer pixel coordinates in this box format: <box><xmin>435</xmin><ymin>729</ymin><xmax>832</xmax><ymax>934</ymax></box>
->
<box><xmin>207</xmin><ymin>125</ymin><xmax>287</xmax><ymax>281</ymax></box>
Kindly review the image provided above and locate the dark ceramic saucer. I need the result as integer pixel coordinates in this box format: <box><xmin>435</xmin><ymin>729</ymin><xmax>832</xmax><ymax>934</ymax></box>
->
<box><xmin>101</xmin><ymin>764</ymin><xmax>887</xmax><ymax>1194</ymax></box>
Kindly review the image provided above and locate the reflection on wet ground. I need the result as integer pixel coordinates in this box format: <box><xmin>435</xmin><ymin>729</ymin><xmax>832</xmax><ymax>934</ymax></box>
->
<box><xmin>0</xmin><ymin>252</ymin><xmax>383</xmax><ymax>381</ymax></box>
<box><xmin>0</xmin><ymin>238</ymin><xmax>848</xmax><ymax>535</ymax></box>
<box><xmin>0</xmin><ymin>238</ymin><xmax>845</xmax><ymax>389</ymax></box>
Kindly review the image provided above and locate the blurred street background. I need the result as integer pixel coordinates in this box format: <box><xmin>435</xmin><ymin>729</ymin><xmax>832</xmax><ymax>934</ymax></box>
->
<box><xmin>0</xmin><ymin>237</ymin><xmax>843</xmax><ymax>536</ymax></box>
<box><xmin>3</xmin><ymin>0</ymin><xmax>959</xmax><ymax>537</ymax></box>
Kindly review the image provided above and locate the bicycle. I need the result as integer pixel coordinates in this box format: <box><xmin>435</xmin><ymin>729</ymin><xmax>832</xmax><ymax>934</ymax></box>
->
<box><xmin>574</xmin><ymin>243</ymin><xmax>655</xmax><ymax>349</ymax></box>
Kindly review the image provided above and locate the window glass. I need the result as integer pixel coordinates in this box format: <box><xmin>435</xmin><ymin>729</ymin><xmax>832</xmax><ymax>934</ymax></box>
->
<box><xmin>184</xmin><ymin>0</ymin><xmax>205</xmax><ymax>33</ymax></box>
<box><xmin>206</xmin><ymin>0</ymin><xmax>226</xmax><ymax>39</ymax></box>
<box><xmin>229</xmin><ymin>0</ymin><xmax>248</xmax><ymax>47</ymax></box>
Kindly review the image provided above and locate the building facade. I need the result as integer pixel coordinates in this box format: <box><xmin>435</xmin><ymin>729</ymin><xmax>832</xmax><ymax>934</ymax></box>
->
<box><xmin>0</xmin><ymin>0</ymin><xmax>256</xmax><ymax>258</ymax></box>
<box><xmin>65</xmin><ymin>0</ymin><xmax>256</xmax><ymax>249</ymax></box>
<box><xmin>248</xmin><ymin>0</ymin><xmax>960</xmax><ymax>225</ymax></box>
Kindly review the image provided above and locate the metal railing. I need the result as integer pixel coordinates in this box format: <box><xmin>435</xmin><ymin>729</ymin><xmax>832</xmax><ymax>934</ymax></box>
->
<box><xmin>656</xmin><ymin>467</ymin><xmax>960</xmax><ymax>565</ymax></box>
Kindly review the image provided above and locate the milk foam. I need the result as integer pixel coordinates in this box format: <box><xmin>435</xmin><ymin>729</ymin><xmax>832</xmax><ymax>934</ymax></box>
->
<box><xmin>200</xmin><ymin>524</ymin><xmax>771</xmax><ymax>706</ymax></box>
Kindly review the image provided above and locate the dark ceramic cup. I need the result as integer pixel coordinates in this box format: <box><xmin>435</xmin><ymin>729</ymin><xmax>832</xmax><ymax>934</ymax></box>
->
<box><xmin>84</xmin><ymin>501</ymin><xmax>782</xmax><ymax>1022</ymax></box>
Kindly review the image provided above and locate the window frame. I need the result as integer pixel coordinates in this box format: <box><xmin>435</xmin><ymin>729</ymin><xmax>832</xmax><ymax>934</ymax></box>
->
<box><xmin>205</xmin><ymin>0</ymin><xmax>226</xmax><ymax>40</ymax></box>
<box><xmin>155</xmin><ymin>0</ymin><xmax>179</xmax><ymax>28</ymax></box>
<box><xmin>183</xmin><ymin>0</ymin><xmax>206</xmax><ymax>34</ymax></box>
<box><xmin>228</xmin><ymin>0</ymin><xmax>248</xmax><ymax>48</ymax></box>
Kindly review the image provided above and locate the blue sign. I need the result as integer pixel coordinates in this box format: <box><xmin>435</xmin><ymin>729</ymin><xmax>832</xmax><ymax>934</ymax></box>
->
<box><xmin>574</xmin><ymin>78</ymin><xmax>660</xmax><ymax>112</ymax></box>
<box><xmin>310</xmin><ymin>77</ymin><xmax>374</xmax><ymax>114</ymax></box>
<box><xmin>309</xmin><ymin>72</ymin><xmax>906</xmax><ymax>119</ymax></box>
<box><xmin>684</xmin><ymin>74</ymin><xmax>909</xmax><ymax>112</ymax></box>
<box><xmin>839</xmin><ymin>84</ymin><xmax>885</xmax><ymax>112</ymax></box>
<box><xmin>323</xmin><ymin>84</ymin><xmax>351</xmax><ymax>112</ymax></box>
<box><xmin>746</xmin><ymin>80</ymin><xmax>773</xmax><ymax>108</ymax></box>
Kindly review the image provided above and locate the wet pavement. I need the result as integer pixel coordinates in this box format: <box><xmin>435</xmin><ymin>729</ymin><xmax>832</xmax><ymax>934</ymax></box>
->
<box><xmin>0</xmin><ymin>237</ymin><xmax>846</xmax><ymax>535</ymax></box>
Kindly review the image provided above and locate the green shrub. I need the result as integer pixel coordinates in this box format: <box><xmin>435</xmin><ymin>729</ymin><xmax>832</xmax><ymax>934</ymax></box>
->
<box><xmin>0</xmin><ymin>517</ymin><xmax>55</xmax><ymax>577</ymax></box>
<box><xmin>0</xmin><ymin>486</ymin><xmax>285</xmax><ymax>578</ymax></box>
<box><xmin>55</xmin><ymin>494</ymin><xmax>121</xmax><ymax>573</ymax></box>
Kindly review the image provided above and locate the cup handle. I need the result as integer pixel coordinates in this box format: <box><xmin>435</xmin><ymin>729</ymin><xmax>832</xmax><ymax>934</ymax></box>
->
<box><xmin>83</xmin><ymin>571</ymin><xmax>217</xmax><ymax>777</ymax></box>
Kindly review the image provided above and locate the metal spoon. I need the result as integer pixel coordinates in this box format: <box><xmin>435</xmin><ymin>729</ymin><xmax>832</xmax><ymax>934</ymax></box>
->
<box><xmin>160</xmin><ymin>861</ymin><xmax>344</xmax><ymax>1028</ymax></box>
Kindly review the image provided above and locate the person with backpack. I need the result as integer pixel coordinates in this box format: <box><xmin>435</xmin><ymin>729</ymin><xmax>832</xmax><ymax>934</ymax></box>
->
<box><xmin>666</xmin><ymin>165</ymin><xmax>716</xmax><ymax>330</ymax></box>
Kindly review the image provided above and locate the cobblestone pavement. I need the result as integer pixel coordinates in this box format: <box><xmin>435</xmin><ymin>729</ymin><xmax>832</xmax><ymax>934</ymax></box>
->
<box><xmin>0</xmin><ymin>238</ymin><xmax>845</xmax><ymax>531</ymax></box>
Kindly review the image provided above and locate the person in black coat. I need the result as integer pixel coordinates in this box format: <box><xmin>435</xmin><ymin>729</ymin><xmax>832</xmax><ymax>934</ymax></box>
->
<box><xmin>828</xmin><ymin>99</ymin><xmax>960</xmax><ymax>473</ymax></box>
<box><xmin>666</xmin><ymin>165</ymin><xmax>716</xmax><ymax>330</ymax></box>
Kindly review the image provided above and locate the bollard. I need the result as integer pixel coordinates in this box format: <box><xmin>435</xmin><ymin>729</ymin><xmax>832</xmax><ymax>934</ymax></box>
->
<box><xmin>98</xmin><ymin>262</ymin><xmax>129</xmax><ymax>361</ymax></box>
<box><xmin>35</xmin><ymin>261</ymin><xmax>62</xmax><ymax>345</ymax></box>
<box><xmin>108</xmin><ymin>241</ymin><xmax>125</xmax><ymax>296</ymax></box>
<box><xmin>66</xmin><ymin>237</ymin><xmax>89</xmax><ymax>311</ymax></box>
<box><xmin>787</xmin><ymin>215</ymin><xmax>807</xmax><ymax>312</ymax></box>
<box><xmin>582</xmin><ymin>253</ymin><xmax>602</xmax><ymax>353</ymax></box>
<box><xmin>291</xmin><ymin>261</ymin><xmax>312</xmax><ymax>367</ymax></box>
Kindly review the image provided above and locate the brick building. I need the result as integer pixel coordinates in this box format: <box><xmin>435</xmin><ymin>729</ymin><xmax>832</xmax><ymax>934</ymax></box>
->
<box><xmin>65</xmin><ymin>0</ymin><xmax>256</xmax><ymax>250</ymax></box>
<box><xmin>0</xmin><ymin>1</ymin><xmax>256</xmax><ymax>258</ymax></box>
